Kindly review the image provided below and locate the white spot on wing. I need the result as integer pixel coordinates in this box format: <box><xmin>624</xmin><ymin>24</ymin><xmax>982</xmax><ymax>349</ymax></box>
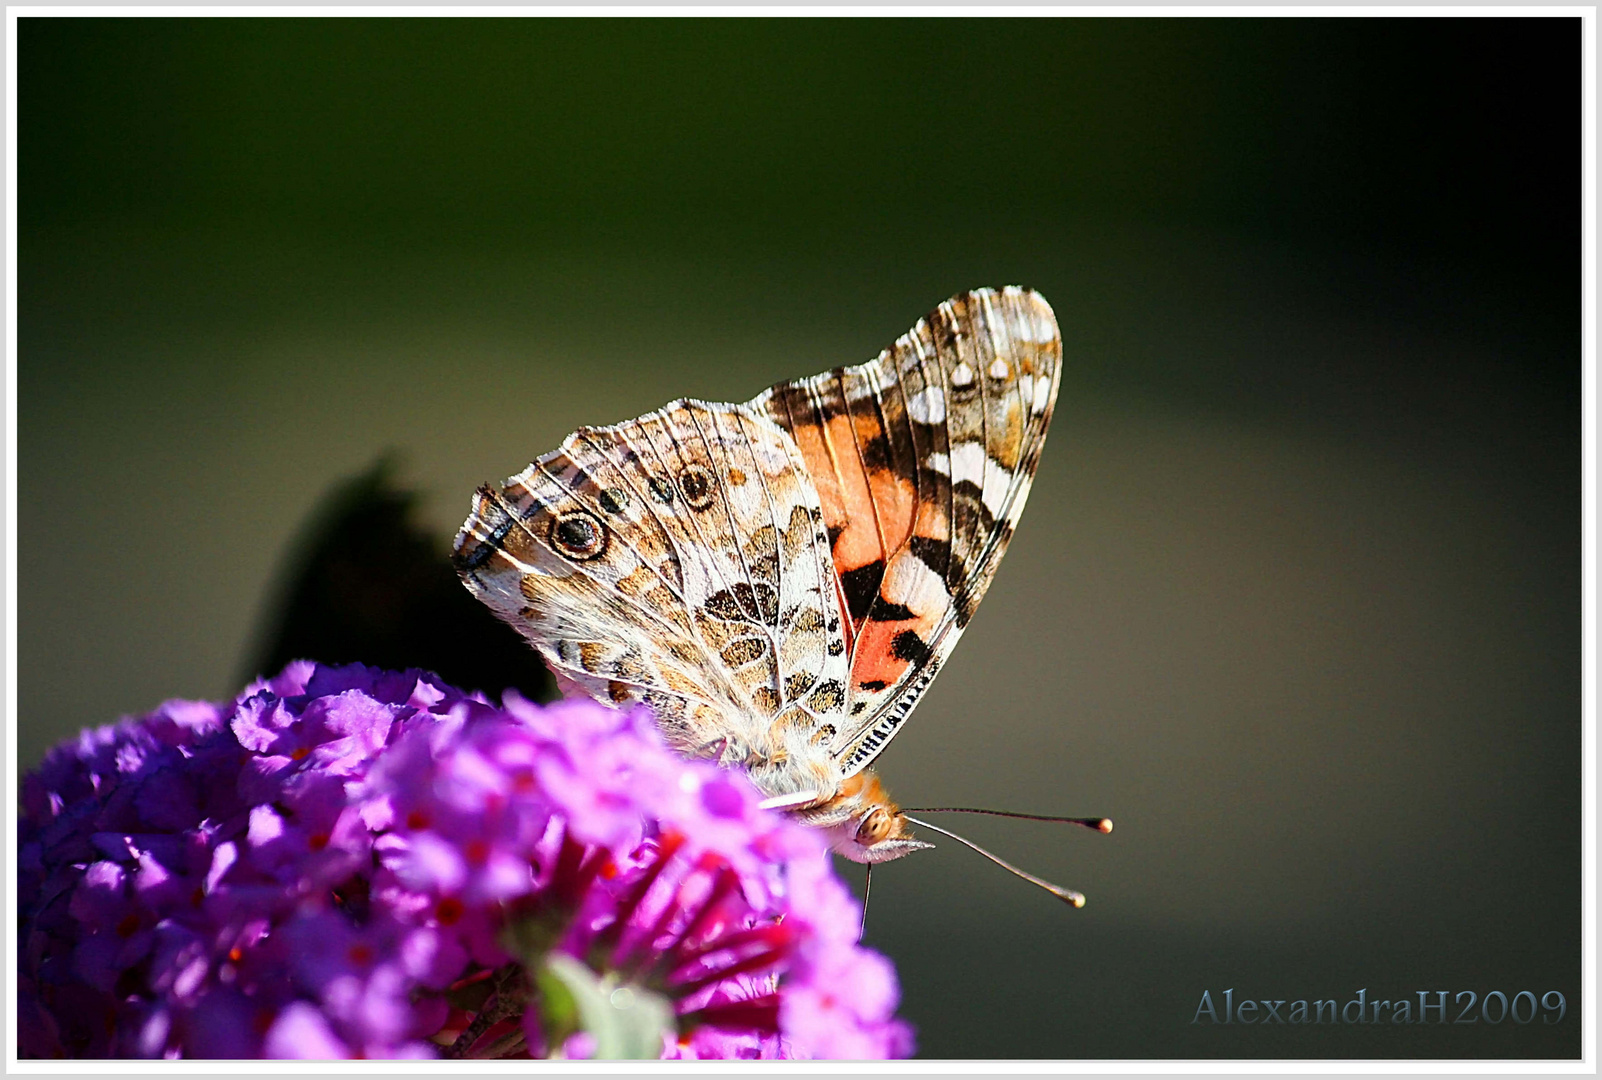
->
<box><xmin>906</xmin><ymin>386</ymin><xmax>946</xmax><ymax>425</ymax></box>
<box><xmin>925</xmin><ymin>451</ymin><xmax>950</xmax><ymax>475</ymax></box>
<box><xmin>982</xmin><ymin>466</ymin><xmax>1013</xmax><ymax>517</ymax></box>
<box><xmin>949</xmin><ymin>441</ymin><xmax>986</xmax><ymax>484</ymax></box>
<box><xmin>1032</xmin><ymin>372</ymin><xmax>1052</xmax><ymax>414</ymax></box>
<box><xmin>880</xmin><ymin>549</ymin><xmax>949</xmax><ymax>617</ymax></box>
<box><xmin>988</xmin><ymin>357</ymin><xmax>1010</xmax><ymax>380</ymax></box>
<box><xmin>951</xmin><ymin>362</ymin><xmax>976</xmax><ymax>388</ymax></box>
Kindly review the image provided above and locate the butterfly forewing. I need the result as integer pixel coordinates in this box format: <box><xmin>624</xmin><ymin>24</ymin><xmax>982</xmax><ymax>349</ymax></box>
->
<box><xmin>752</xmin><ymin>287</ymin><xmax>1061</xmax><ymax>777</ymax></box>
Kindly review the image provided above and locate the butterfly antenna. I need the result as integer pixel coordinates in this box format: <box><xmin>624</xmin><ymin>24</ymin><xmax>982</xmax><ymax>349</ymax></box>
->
<box><xmin>859</xmin><ymin>863</ymin><xmax>872</xmax><ymax>940</ymax></box>
<box><xmin>902</xmin><ymin>814</ymin><xmax>1088</xmax><ymax>908</ymax></box>
<box><xmin>904</xmin><ymin>807</ymin><xmax>1114</xmax><ymax>834</ymax></box>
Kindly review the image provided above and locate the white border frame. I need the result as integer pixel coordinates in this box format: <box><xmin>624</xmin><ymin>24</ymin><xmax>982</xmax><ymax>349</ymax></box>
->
<box><xmin>4</xmin><ymin>6</ymin><xmax>1594</xmax><ymax>1075</ymax></box>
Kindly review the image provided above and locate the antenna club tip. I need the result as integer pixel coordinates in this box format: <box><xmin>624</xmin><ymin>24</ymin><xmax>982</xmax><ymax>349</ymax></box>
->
<box><xmin>1098</xmin><ymin>818</ymin><xmax>1114</xmax><ymax>834</ymax></box>
<box><xmin>1066</xmin><ymin>892</ymin><xmax>1086</xmax><ymax>908</ymax></box>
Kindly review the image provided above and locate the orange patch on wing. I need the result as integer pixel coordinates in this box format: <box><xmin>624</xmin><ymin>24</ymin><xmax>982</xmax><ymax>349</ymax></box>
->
<box><xmin>912</xmin><ymin>503</ymin><xmax>952</xmax><ymax>546</ymax></box>
<box><xmin>826</xmin><ymin>413</ymin><xmax>919</xmax><ymax>574</ymax></box>
<box><xmin>828</xmin><ymin>415</ymin><xmax>882</xmax><ymax>571</ymax></box>
<box><xmin>498</xmin><ymin>522</ymin><xmax>539</xmax><ymax>561</ymax></box>
<box><xmin>995</xmin><ymin>401</ymin><xmax>1025</xmax><ymax>470</ymax></box>
<box><xmin>849</xmin><ymin>620</ymin><xmax>917</xmax><ymax>687</ymax></box>
<box><xmin>663</xmin><ymin>668</ymin><xmax>703</xmax><ymax>696</ymax></box>
<box><xmin>787</xmin><ymin>420</ymin><xmax>847</xmax><ymax>531</ymax></box>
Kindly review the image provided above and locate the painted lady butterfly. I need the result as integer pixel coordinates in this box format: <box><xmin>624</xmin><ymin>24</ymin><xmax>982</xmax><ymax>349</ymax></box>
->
<box><xmin>453</xmin><ymin>287</ymin><xmax>1061</xmax><ymax>868</ymax></box>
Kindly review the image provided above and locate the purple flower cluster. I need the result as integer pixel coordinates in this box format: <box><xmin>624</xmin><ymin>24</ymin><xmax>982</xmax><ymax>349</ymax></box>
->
<box><xmin>19</xmin><ymin>662</ymin><xmax>913</xmax><ymax>1060</ymax></box>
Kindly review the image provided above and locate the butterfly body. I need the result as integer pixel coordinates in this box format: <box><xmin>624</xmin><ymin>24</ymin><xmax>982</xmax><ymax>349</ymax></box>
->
<box><xmin>454</xmin><ymin>287</ymin><xmax>1061</xmax><ymax>863</ymax></box>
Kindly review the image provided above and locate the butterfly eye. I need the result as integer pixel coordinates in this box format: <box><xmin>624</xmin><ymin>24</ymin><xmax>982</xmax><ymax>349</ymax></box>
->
<box><xmin>678</xmin><ymin>465</ymin><xmax>717</xmax><ymax>510</ymax></box>
<box><xmin>548</xmin><ymin>510</ymin><xmax>608</xmax><ymax>561</ymax></box>
<box><xmin>855</xmin><ymin>809</ymin><xmax>893</xmax><ymax>846</ymax></box>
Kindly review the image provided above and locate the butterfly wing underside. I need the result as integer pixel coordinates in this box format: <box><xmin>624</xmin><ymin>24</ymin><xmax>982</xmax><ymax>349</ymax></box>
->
<box><xmin>454</xmin><ymin>286</ymin><xmax>1060</xmax><ymax>796</ymax></box>
<box><xmin>753</xmin><ymin>287</ymin><xmax>1061</xmax><ymax>777</ymax></box>
<box><xmin>454</xmin><ymin>396</ymin><xmax>854</xmax><ymax>784</ymax></box>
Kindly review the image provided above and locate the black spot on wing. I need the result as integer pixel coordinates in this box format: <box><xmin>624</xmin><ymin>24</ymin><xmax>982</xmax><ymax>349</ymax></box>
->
<box><xmin>706</xmin><ymin>583</ymin><xmax>779</xmax><ymax>625</ymax></box>
<box><xmin>704</xmin><ymin>590</ymin><xmax>744</xmax><ymax>622</ymax></box>
<box><xmin>550</xmin><ymin>511</ymin><xmax>608</xmax><ymax>561</ymax></box>
<box><xmin>807</xmin><ymin>679</ymin><xmax>845</xmax><ymax>713</ymax></box>
<box><xmin>678</xmin><ymin>464</ymin><xmax>716</xmax><ymax>510</ymax></box>
<box><xmin>869</xmin><ymin>601</ymin><xmax>916</xmax><ymax>622</ymax></box>
<box><xmin>891</xmin><ymin>629</ymin><xmax>932</xmax><ymax>665</ymax></box>
<box><xmin>838</xmin><ymin>560</ymin><xmax>885</xmax><ymax>623</ymax></box>
<box><xmin>743</xmin><ymin>582</ymin><xmax>780</xmax><ymax>624</ymax></box>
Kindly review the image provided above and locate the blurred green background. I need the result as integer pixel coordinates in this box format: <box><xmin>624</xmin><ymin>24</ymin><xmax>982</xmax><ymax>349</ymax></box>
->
<box><xmin>19</xmin><ymin>17</ymin><xmax>1579</xmax><ymax>1058</ymax></box>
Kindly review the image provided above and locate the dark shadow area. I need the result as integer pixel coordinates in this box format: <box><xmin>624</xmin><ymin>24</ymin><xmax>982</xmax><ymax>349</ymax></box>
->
<box><xmin>244</xmin><ymin>459</ymin><xmax>553</xmax><ymax>704</ymax></box>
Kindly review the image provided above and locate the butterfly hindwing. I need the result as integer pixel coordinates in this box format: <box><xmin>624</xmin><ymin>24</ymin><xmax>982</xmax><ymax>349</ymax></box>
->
<box><xmin>456</xmin><ymin>396</ymin><xmax>854</xmax><ymax>775</ymax></box>
<box><xmin>455</xmin><ymin>445</ymin><xmax>736</xmax><ymax>752</ymax></box>
<box><xmin>752</xmin><ymin>287</ymin><xmax>1061</xmax><ymax>777</ymax></box>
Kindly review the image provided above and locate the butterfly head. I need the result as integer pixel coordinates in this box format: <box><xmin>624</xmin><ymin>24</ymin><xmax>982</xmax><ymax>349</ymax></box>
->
<box><xmin>784</xmin><ymin>770</ymin><xmax>933</xmax><ymax>865</ymax></box>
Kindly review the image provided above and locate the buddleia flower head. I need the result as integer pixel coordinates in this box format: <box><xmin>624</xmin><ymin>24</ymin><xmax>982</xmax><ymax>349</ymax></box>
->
<box><xmin>19</xmin><ymin>661</ymin><xmax>912</xmax><ymax>1060</ymax></box>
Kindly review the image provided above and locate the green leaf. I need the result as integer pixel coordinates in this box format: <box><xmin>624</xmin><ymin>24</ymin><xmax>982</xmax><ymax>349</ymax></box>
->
<box><xmin>540</xmin><ymin>953</ymin><xmax>675</xmax><ymax>1060</ymax></box>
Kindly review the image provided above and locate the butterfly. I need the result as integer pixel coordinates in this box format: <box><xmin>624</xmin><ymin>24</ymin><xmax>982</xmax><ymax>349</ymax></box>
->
<box><xmin>453</xmin><ymin>287</ymin><xmax>1064</xmax><ymax>871</ymax></box>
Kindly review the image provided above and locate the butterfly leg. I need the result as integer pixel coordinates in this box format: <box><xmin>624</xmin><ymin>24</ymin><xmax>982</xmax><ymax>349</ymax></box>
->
<box><xmin>860</xmin><ymin>862</ymin><xmax>872</xmax><ymax>940</ymax></box>
<box><xmin>693</xmin><ymin>736</ymin><xmax>749</xmax><ymax>769</ymax></box>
